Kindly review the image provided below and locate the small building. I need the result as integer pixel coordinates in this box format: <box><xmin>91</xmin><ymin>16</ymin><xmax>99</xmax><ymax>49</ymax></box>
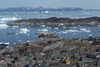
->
<box><xmin>91</xmin><ymin>37</ymin><xmax>100</xmax><ymax>46</ymax></box>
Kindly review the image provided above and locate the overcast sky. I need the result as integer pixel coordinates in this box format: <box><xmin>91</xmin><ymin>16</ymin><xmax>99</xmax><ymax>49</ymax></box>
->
<box><xmin>0</xmin><ymin>0</ymin><xmax>100</xmax><ymax>9</ymax></box>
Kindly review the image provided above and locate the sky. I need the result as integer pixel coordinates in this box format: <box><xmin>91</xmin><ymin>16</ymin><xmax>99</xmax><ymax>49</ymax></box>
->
<box><xmin>0</xmin><ymin>0</ymin><xmax>100</xmax><ymax>9</ymax></box>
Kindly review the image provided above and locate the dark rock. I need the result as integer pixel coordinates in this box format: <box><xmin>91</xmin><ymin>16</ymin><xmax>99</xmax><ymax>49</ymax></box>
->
<box><xmin>7</xmin><ymin>17</ymin><xmax>100</xmax><ymax>27</ymax></box>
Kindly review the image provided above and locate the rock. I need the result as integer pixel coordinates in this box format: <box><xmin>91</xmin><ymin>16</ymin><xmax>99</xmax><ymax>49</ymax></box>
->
<box><xmin>7</xmin><ymin>17</ymin><xmax>100</xmax><ymax>27</ymax></box>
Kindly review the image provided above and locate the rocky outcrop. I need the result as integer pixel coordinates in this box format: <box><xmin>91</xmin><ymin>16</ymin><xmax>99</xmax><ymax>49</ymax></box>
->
<box><xmin>7</xmin><ymin>17</ymin><xmax>100</xmax><ymax>27</ymax></box>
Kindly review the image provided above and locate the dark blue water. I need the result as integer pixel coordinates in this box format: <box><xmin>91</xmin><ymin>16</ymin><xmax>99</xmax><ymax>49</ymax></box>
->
<box><xmin>0</xmin><ymin>11</ymin><xmax>100</xmax><ymax>46</ymax></box>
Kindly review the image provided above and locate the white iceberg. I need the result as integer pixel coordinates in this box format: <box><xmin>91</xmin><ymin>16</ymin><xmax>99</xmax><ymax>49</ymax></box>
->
<box><xmin>80</xmin><ymin>28</ymin><xmax>91</xmax><ymax>32</ymax></box>
<box><xmin>0</xmin><ymin>24</ymin><xmax>8</xmax><ymax>29</ymax></box>
<box><xmin>0</xmin><ymin>17</ymin><xmax>21</xmax><ymax>23</ymax></box>
<box><xmin>41</xmin><ymin>25</ymin><xmax>46</xmax><ymax>27</ymax></box>
<box><xmin>59</xmin><ymin>23</ymin><xmax>64</xmax><ymax>26</ymax></box>
<box><xmin>54</xmin><ymin>27</ymin><xmax>59</xmax><ymax>29</ymax></box>
<box><xmin>38</xmin><ymin>29</ymin><xmax>48</xmax><ymax>32</ymax></box>
<box><xmin>67</xmin><ymin>30</ymin><xmax>80</xmax><ymax>33</ymax></box>
<box><xmin>44</xmin><ymin>11</ymin><xmax>49</xmax><ymax>13</ymax></box>
<box><xmin>13</xmin><ymin>26</ymin><xmax>19</xmax><ymax>28</ymax></box>
<box><xmin>19</xmin><ymin>28</ymin><xmax>30</xmax><ymax>34</ymax></box>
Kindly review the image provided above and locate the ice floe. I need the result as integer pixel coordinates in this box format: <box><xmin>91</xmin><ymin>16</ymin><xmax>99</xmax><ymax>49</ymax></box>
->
<box><xmin>13</xmin><ymin>26</ymin><xmax>19</xmax><ymax>28</ymax></box>
<box><xmin>59</xmin><ymin>23</ymin><xmax>64</xmax><ymax>26</ymax></box>
<box><xmin>46</xmin><ymin>27</ymin><xmax>51</xmax><ymax>29</ymax></box>
<box><xmin>89</xmin><ymin>34</ymin><xmax>92</xmax><ymax>36</ymax></box>
<box><xmin>0</xmin><ymin>24</ymin><xmax>9</xmax><ymax>29</ymax></box>
<box><xmin>38</xmin><ymin>29</ymin><xmax>48</xmax><ymax>32</ymax></box>
<box><xmin>67</xmin><ymin>30</ymin><xmax>80</xmax><ymax>33</ymax></box>
<box><xmin>44</xmin><ymin>11</ymin><xmax>49</xmax><ymax>13</ymax></box>
<box><xmin>59</xmin><ymin>29</ymin><xmax>80</xmax><ymax>34</ymax></box>
<box><xmin>54</xmin><ymin>27</ymin><xmax>59</xmax><ymax>29</ymax></box>
<box><xmin>18</xmin><ymin>28</ymin><xmax>30</xmax><ymax>34</ymax></box>
<box><xmin>0</xmin><ymin>17</ymin><xmax>21</xmax><ymax>23</ymax></box>
<box><xmin>80</xmin><ymin>28</ymin><xmax>91</xmax><ymax>32</ymax></box>
<box><xmin>62</xmin><ymin>26</ymin><xmax>66</xmax><ymax>28</ymax></box>
<box><xmin>98</xmin><ymin>25</ymin><xmax>100</xmax><ymax>27</ymax></box>
<box><xmin>41</xmin><ymin>25</ymin><xmax>46</xmax><ymax>27</ymax></box>
<box><xmin>0</xmin><ymin>42</ymin><xmax>9</xmax><ymax>45</ymax></box>
<box><xmin>12</xmin><ymin>26</ymin><xmax>19</xmax><ymax>29</ymax></box>
<box><xmin>61</xmin><ymin>31</ymin><xmax>67</xmax><ymax>34</ymax></box>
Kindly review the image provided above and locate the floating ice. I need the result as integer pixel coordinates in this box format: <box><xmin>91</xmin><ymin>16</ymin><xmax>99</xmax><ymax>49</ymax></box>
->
<box><xmin>27</xmin><ymin>34</ymin><xmax>30</xmax><ymax>36</ymax></box>
<box><xmin>39</xmin><ymin>29</ymin><xmax>48</xmax><ymax>32</ymax></box>
<box><xmin>12</xmin><ymin>26</ymin><xmax>19</xmax><ymax>29</ymax></box>
<box><xmin>98</xmin><ymin>25</ymin><xmax>100</xmax><ymax>27</ymax></box>
<box><xmin>80</xmin><ymin>28</ymin><xmax>91</xmax><ymax>32</ymax></box>
<box><xmin>1</xmin><ymin>17</ymin><xmax>18</xmax><ymax>21</ymax></box>
<box><xmin>0</xmin><ymin>17</ymin><xmax>21</xmax><ymax>23</ymax></box>
<box><xmin>44</xmin><ymin>11</ymin><xmax>49</xmax><ymax>13</ymax></box>
<box><xmin>13</xmin><ymin>26</ymin><xmax>19</xmax><ymax>28</ymax></box>
<box><xmin>89</xmin><ymin>34</ymin><xmax>92</xmax><ymax>36</ymax></box>
<box><xmin>54</xmin><ymin>27</ymin><xmax>59</xmax><ymax>29</ymax></box>
<box><xmin>59</xmin><ymin>23</ymin><xmax>64</xmax><ymax>26</ymax></box>
<box><xmin>88</xmin><ymin>22</ymin><xmax>96</xmax><ymax>25</ymax></box>
<box><xmin>41</xmin><ymin>25</ymin><xmax>46</xmax><ymax>27</ymax></box>
<box><xmin>59</xmin><ymin>29</ymin><xmax>80</xmax><ymax>34</ymax></box>
<box><xmin>46</xmin><ymin>27</ymin><xmax>51</xmax><ymax>29</ymax></box>
<box><xmin>14</xmin><ymin>43</ymin><xmax>16</xmax><ymax>45</ymax></box>
<box><xmin>0</xmin><ymin>42</ymin><xmax>9</xmax><ymax>45</ymax></box>
<box><xmin>62</xmin><ymin>31</ymin><xmax>67</xmax><ymax>34</ymax></box>
<box><xmin>18</xmin><ymin>40</ymin><xmax>21</xmax><ymax>42</ymax></box>
<box><xmin>82</xmin><ymin>12</ymin><xmax>91</xmax><ymax>15</ymax></box>
<box><xmin>0</xmin><ymin>24</ymin><xmax>8</xmax><ymax>29</ymax></box>
<box><xmin>19</xmin><ymin>28</ymin><xmax>30</xmax><ymax>34</ymax></box>
<box><xmin>15</xmin><ymin>33</ymin><xmax>19</xmax><ymax>35</ymax></box>
<box><xmin>67</xmin><ymin>30</ymin><xmax>80</xmax><ymax>32</ymax></box>
<box><xmin>62</xmin><ymin>26</ymin><xmax>66</xmax><ymax>28</ymax></box>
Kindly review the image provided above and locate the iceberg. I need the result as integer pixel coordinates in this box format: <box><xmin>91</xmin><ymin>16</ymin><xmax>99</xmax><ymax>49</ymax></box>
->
<box><xmin>19</xmin><ymin>28</ymin><xmax>30</xmax><ymax>34</ymax></box>
<box><xmin>80</xmin><ymin>28</ymin><xmax>91</xmax><ymax>32</ymax></box>
<box><xmin>0</xmin><ymin>24</ymin><xmax>8</xmax><ymax>29</ymax></box>
<box><xmin>0</xmin><ymin>17</ymin><xmax>21</xmax><ymax>23</ymax></box>
<box><xmin>67</xmin><ymin>30</ymin><xmax>80</xmax><ymax>32</ymax></box>
<box><xmin>38</xmin><ymin>29</ymin><xmax>48</xmax><ymax>32</ymax></box>
<box><xmin>44</xmin><ymin>11</ymin><xmax>49</xmax><ymax>13</ymax></box>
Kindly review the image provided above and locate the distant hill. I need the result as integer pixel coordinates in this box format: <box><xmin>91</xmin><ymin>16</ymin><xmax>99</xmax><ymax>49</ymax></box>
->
<box><xmin>0</xmin><ymin>7</ymin><xmax>84</xmax><ymax>12</ymax></box>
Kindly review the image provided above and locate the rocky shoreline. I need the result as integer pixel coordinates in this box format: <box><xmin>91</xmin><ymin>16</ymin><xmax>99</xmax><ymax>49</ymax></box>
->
<box><xmin>7</xmin><ymin>17</ymin><xmax>100</xmax><ymax>27</ymax></box>
<box><xmin>0</xmin><ymin>32</ymin><xmax>100</xmax><ymax>67</ymax></box>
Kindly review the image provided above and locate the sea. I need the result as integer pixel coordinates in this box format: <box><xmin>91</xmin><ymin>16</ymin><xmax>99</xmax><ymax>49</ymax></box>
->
<box><xmin>0</xmin><ymin>10</ymin><xmax>100</xmax><ymax>46</ymax></box>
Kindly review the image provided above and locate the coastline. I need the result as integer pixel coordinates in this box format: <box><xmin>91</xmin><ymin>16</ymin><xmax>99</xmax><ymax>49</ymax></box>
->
<box><xmin>0</xmin><ymin>16</ymin><xmax>100</xmax><ymax>67</ymax></box>
<box><xmin>0</xmin><ymin>33</ymin><xmax>100</xmax><ymax>67</ymax></box>
<box><xmin>7</xmin><ymin>17</ymin><xmax>100</xmax><ymax>27</ymax></box>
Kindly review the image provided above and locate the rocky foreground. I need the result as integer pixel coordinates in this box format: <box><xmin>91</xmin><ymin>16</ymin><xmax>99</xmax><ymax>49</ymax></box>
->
<box><xmin>7</xmin><ymin>17</ymin><xmax>100</xmax><ymax>27</ymax></box>
<box><xmin>0</xmin><ymin>32</ymin><xmax>100</xmax><ymax>67</ymax></box>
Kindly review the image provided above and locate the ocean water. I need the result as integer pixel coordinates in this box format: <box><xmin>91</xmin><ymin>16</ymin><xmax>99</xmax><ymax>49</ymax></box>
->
<box><xmin>0</xmin><ymin>10</ymin><xmax>100</xmax><ymax>46</ymax></box>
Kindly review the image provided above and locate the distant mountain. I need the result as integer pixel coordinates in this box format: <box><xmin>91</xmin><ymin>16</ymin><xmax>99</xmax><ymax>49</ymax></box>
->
<box><xmin>0</xmin><ymin>7</ymin><xmax>84</xmax><ymax>12</ymax></box>
<box><xmin>86</xmin><ymin>9</ymin><xmax>100</xmax><ymax>11</ymax></box>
